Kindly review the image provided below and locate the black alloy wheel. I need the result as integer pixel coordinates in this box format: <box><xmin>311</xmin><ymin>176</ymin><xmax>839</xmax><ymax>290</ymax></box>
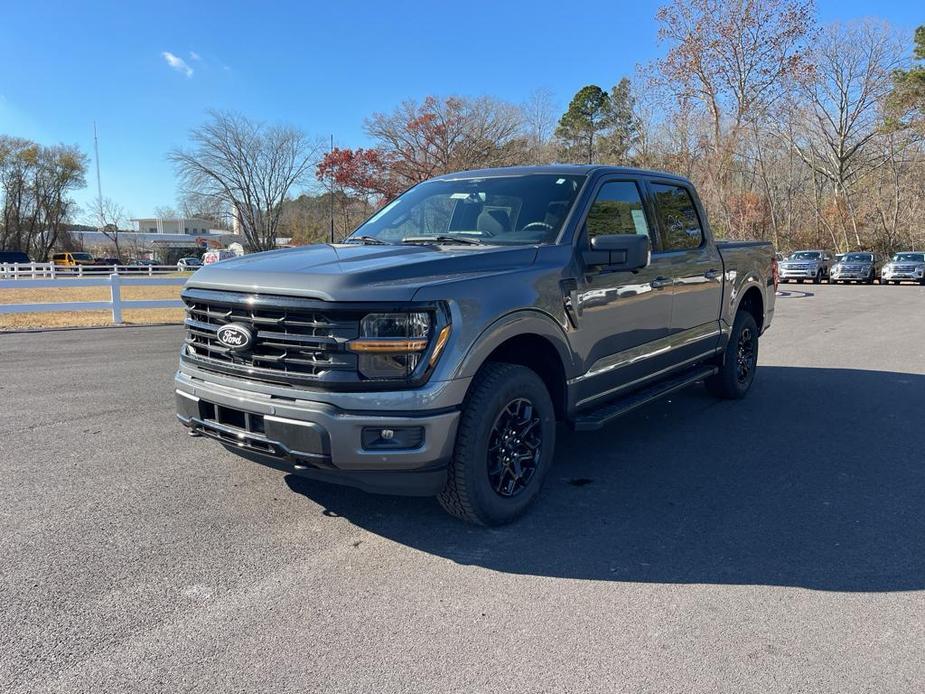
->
<box><xmin>735</xmin><ymin>326</ymin><xmax>756</xmax><ymax>386</ymax></box>
<box><xmin>487</xmin><ymin>398</ymin><xmax>543</xmax><ymax>498</ymax></box>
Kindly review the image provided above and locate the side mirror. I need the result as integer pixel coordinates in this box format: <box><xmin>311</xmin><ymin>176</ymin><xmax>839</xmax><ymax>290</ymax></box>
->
<box><xmin>582</xmin><ymin>234</ymin><xmax>650</xmax><ymax>271</ymax></box>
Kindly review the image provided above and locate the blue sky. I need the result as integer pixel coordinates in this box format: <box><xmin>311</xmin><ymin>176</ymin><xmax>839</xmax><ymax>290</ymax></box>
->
<box><xmin>0</xmin><ymin>0</ymin><xmax>921</xmax><ymax>219</ymax></box>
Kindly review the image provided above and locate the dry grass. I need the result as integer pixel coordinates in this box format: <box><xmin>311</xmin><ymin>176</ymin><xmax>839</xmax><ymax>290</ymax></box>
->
<box><xmin>0</xmin><ymin>280</ymin><xmax>186</xmax><ymax>330</ymax></box>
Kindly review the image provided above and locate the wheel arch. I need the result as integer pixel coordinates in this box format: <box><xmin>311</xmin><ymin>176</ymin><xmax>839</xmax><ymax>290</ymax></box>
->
<box><xmin>454</xmin><ymin>310</ymin><xmax>575</xmax><ymax>421</ymax></box>
<box><xmin>734</xmin><ymin>284</ymin><xmax>765</xmax><ymax>333</ymax></box>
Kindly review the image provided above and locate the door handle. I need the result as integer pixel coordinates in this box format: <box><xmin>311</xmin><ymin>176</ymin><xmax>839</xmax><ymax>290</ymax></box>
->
<box><xmin>651</xmin><ymin>276</ymin><xmax>672</xmax><ymax>289</ymax></box>
<box><xmin>704</xmin><ymin>269</ymin><xmax>720</xmax><ymax>280</ymax></box>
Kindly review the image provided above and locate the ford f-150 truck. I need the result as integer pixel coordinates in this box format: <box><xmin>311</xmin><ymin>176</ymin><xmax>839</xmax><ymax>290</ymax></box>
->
<box><xmin>176</xmin><ymin>166</ymin><xmax>777</xmax><ymax>525</ymax></box>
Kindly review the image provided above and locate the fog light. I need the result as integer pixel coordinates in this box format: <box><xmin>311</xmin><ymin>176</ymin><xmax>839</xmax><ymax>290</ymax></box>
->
<box><xmin>361</xmin><ymin>426</ymin><xmax>424</xmax><ymax>450</ymax></box>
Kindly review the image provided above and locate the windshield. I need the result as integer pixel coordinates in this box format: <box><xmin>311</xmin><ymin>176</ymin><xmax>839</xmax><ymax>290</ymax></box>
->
<box><xmin>842</xmin><ymin>253</ymin><xmax>873</xmax><ymax>262</ymax></box>
<box><xmin>73</xmin><ymin>252</ymin><xmax>93</xmax><ymax>261</ymax></box>
<box><xmin>892</xmin><ymin>253</ymin><xmax>925</xmax><ymax>263</ymax></box>
<box><xmin>790</xmin><ymin>251</ymin><xmax>821</xmax><ymax>260</ymax></box>
<box><xmin>349</xmin><ymin>174</ymin><xmax>586</xmax><ymax>245</ymax></box>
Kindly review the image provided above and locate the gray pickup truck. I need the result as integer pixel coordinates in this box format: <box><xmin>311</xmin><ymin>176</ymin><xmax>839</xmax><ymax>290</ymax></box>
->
<box><xmin>176</xmin><ymin>166</ymin><xmax>776</xmax><ymax>525</ymax></box>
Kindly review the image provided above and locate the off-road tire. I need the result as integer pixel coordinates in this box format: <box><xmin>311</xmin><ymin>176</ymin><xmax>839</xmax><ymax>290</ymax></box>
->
<box><xmin>438</xmin><ymin>362</ymin><xmax>556</xmax><ymax>526</ymax></box>
<box><xmin>706</xmin><ymin>311</ymin><xmax>759</xmax><ymax>400</ymax></box>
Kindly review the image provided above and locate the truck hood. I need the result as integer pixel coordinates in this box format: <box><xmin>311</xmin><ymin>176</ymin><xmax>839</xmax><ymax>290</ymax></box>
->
<box><xmin>185</xmin><ymin>242</ymin><xmax>540</xmax><ymax>302</ymax></box>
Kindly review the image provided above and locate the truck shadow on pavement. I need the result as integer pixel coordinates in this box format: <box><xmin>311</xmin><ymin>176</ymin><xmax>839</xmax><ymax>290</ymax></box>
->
<box><xmin>284</xmin><ymin>366</ymin><xmax>925</xmax><ymax>592</ymax></box>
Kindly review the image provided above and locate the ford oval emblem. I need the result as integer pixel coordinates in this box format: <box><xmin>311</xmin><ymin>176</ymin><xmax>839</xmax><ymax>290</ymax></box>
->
<box><xmin>216</xmin><ymin>323</ymin><xmax>253</xmax><ymax>351</ymax></box>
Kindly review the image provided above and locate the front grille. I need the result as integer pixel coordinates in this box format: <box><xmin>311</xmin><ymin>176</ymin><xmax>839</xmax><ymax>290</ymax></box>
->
<box><xmin>894</xmin><ymin>265</ymin><xmax>917</xmax><ymax>273</ymax></box>
<box><xmin>843</xmin><ymin>265</ymin><xmax>864</xmax><ymax>272</ymax></box>
<box><xmin>182</xmin><ymin>288</ymin><xmax>361</xmax><ymax>386</ymax></box>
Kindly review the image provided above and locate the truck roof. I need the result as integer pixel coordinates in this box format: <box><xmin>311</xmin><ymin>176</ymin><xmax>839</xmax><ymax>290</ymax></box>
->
<box><xmin>431</xmin><ymin>164</ymin><xmax>692</xmax><ymax>184</ymax></box>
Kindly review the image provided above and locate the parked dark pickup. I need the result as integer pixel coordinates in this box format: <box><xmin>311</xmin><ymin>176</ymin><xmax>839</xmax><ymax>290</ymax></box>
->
<box><xmin>176</xmin><ymin>166</ymin><xmax>777</xmax><ymax>525</ymax></box>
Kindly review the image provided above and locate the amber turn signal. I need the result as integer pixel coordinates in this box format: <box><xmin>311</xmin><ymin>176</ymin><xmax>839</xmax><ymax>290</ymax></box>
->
<box><xmin>429</xmin><ymin>325</ymin><xmax>451</xmax><ymax>366</ymax></box>
<box><xmin>347</xmin><ymin>338</ymin><xmax>429</xmax><ymax>353</ymax></box>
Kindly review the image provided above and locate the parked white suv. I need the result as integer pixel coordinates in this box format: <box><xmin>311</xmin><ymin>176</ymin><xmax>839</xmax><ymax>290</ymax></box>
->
<box><xmin>881</xmin><ymin>252</ymin><xmax>925</xmax><ymax>285</ymax></box>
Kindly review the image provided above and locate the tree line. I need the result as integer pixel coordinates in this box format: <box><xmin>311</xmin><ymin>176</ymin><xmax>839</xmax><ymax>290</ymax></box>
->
<box><xmin>0</xmin><ymin>136</ymin><xmax>87</xmax><ymax>259</ymax></box>
<box><xmin>3</xmin><ymin>1</ymin><xmax>923</xmax><ymax>256</ymax></box>
<box><xmin>314</xmin><ymin>2</ymin><xmax>924</xmax><ymax>254</ymax></box>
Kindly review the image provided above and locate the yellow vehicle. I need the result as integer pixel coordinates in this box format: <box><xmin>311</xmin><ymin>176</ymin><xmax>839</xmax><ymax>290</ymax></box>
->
<box><xmin>51</xmin><ymin>251</ymin><xmax>95</xmax><ymax>266</ymax></box>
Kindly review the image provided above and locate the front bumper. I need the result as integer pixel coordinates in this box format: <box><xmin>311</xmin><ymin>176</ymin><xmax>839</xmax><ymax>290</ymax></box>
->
<box><xmin>831</xmin><ymin>270</ymin><xmax>873</xmax><ymax>281</ymax></box>
<box><xmin>779</xmin><ymin>268</ymin><xmax>818</xmax><ymax>279</ymax></box>
<box><xmin>882</xmin><ymin>271</ymin><xmax>924</xmax><ymax>281</ymax></box>
<box><xmin>175</xmin><ymin>370</ymin><xmax>462</xmax><ymax>496</ymax></box>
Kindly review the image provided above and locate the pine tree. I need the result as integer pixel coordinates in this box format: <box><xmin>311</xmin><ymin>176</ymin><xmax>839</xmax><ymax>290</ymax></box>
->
<box><xmin>555</xmin><ymin>85</ymin><xmax>611</xmax><ymax>164</ymax></box>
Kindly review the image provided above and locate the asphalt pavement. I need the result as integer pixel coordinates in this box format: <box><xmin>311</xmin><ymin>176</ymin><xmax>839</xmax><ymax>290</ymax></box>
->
<box><xmin>1</xmin><ymin>283</ymin><xmax>924</xmax><ymax>693</ymax></box>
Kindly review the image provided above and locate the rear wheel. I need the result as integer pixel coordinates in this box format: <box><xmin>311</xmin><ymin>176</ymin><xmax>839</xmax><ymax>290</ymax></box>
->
<box><xmin>706</xmin><ymin>311</ymin><xmax>759</xmax><ymax>400</ymax></box>
<box><xmin>438</xmin><ymin>362</ymin><xmax>556</xmax><ymax>526</ymax></box>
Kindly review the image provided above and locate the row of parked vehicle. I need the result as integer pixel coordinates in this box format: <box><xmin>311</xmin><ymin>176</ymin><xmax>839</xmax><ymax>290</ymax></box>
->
<box><xmin>0</xmin><ymin>250</ymin><xmax>204</xmax><ymax>271</ymax></box>
<box><xmin>777</xmin><ymin>250</ymin><xmax>925</xmax><ymax>285</ymax></box>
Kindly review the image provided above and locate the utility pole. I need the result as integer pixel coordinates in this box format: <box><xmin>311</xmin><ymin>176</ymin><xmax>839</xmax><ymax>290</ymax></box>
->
<box><xmin>329</xmin><ymin>134</ymin><xmax>335</xmax><ymax>244</ymax></box>
<box><xmin>93</xmin><ymin>122</ymin><xmax>104</xmax><ymax>230</ymax></box>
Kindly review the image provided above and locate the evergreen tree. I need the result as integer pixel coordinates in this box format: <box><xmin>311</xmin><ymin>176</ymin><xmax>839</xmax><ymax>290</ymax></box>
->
<box><xmin>555</xmin><ymin>85</ymin><xmax>611</xmax><ymax>164</ymax></box>
<box><xmin>602</xmin><ymin>77</ymin><xmax>639</xmax><ymax>163</ymax></box>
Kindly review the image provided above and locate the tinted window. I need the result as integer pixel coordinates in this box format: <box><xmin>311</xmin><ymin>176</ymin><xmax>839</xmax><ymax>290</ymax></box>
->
<box><xmin>652</xmin><ymin>184</ymin><xmax>703</xmax><ymax>250</ymax></box>
<box><xmin>584</xmin><ymin>181</ymin><xmax>650</xmax><ymax>242</ymax></box>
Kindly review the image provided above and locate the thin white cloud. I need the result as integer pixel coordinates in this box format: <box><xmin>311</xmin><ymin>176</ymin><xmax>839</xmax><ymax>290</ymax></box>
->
<box><xmin>161</xmin><ymin>51</ymin><xmax>193</xmax><ymax>78</ymax></box>
<box><xmin>189</xmin><ymin>51</ymin><xmax>201</xmax><ymax>61</ymax></box>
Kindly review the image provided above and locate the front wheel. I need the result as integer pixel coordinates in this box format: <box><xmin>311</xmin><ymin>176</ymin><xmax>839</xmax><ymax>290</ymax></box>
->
<box><xmin>439</xmin><ymin>363</ymin><xmax>556</xmax><ymax>525</ymax></box>
<box><xmin>813</xmin><ymin>269</ymin><xmax>823</xmax><ymax>284</ymax></box>
<box><xmin>706</xmin><ymin>311</ymin><xmax>759</xmax><ymax>400</ymax></box>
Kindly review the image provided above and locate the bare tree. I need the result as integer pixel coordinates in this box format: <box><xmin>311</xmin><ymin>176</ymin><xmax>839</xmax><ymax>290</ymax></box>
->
<box><xmin>521</xmin><ymin>88</ymin><xmax>559</xmax><ymax>163</ymax></box>
<box><xmin>791</xmin><ymin>21</ymin><xmax>907</xmax><ymax>249</ymax></box>
<box><xmin>92</xmin><ymin>197</ymin><xmax>128</xmax><ymax>256</ymax></box>
<box><xmin>653</xmin><ymin>0</ymin><xmax>813</xmax><ymax>234</ymax></box>
<box><xmin>169</xmin><ymin>111</ymin><xmax>321</xmax><ymax>251</ymax></box>
<box><xmin>153</xmin><ymin>205</ymin><xmax>178</xmax><ymax>219</ymax></box>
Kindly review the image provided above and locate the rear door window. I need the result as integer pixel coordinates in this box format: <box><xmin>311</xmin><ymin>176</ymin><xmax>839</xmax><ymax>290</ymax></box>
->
<box><xmin>652</xmin><ymin>183</ymin><xmax>703</xmax><ymax>251</ymax></box>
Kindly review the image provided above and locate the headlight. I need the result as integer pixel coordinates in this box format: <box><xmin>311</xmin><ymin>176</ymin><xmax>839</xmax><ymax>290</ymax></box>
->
<box><xmin>347</xmin><ymin>312</ymin><xmax>450</xmax><ymax>379</ymax></box>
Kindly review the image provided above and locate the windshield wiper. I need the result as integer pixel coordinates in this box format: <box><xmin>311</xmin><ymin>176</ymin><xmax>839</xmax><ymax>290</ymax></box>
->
<box><xmin>401</xmin><ymin>235</ymin><xmax>483</xmax><ymax>246</ymax></box>
<box><xmin>343</xmin><ymin>235</ymin><xmax>389</xmax><ymax>245</ymax></box>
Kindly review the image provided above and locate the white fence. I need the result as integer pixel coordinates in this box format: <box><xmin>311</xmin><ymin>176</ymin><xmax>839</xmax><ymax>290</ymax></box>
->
<box><xmin>0</xmin><ymin>274</ymin><xmax>186</xmax><ymax>325</ymax></box>
<box><xmin>1</xmin><ymin>262</ymin><xmax>183</xmax><ymax>279</ymax></box>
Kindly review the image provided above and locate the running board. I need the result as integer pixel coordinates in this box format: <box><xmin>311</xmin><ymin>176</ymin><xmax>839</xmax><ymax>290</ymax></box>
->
<box><xmin>572</xmin><ymin>365</ymin><xmax>718</xmax><ymax>431</ymax></box>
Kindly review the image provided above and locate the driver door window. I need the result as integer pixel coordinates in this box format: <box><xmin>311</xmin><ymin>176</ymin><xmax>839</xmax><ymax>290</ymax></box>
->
<box><xmin>585</xmin><ymin>181</ymin><xmax>651</xmax><ymax>244</ymax></box>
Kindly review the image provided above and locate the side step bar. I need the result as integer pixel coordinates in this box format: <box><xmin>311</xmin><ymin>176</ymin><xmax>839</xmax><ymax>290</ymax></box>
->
<box><xmin>572</xmin><ymin>365</ymin><xmax>718</xmax><ymax>431</ymax></box>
